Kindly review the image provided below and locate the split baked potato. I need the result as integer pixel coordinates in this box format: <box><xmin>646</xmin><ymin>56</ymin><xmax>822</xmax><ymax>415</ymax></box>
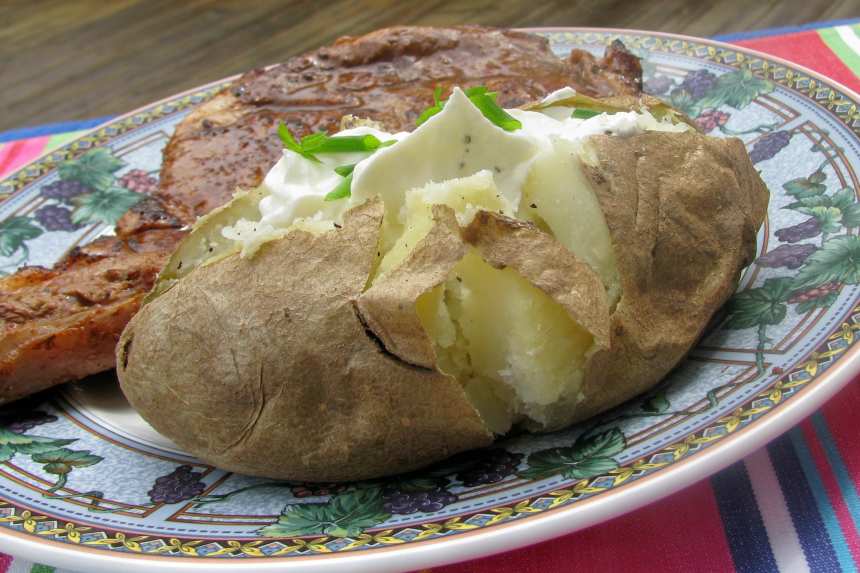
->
<box><xmin>117</xmin><ymin>89</ymin><xmax>768</xmax><ymax>481</ymax></box>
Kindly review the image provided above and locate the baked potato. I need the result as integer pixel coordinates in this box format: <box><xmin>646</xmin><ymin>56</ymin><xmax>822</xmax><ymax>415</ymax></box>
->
<box><xmin>117</xmin><ymin>88</ymin><xmax>768</xmax><ymax>481</ymax></box>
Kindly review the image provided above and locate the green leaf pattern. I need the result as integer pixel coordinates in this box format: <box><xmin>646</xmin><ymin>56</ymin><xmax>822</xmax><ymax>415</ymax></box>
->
<box><xmin>0</xmin><ymin>148</ymin><xmax>140</xmax><ymax>267</ymax></box>
<box><xmin>518</xmin><ymin>427</ymin><xmax>626</xmax><ymax>480</ymax></box>
<box><xmin>0</xmin><ymin>418</ymin><xmax>102</xmax><ymax>494</ymax></box>
<box><xmin>260</xmin><ymin>488</ymin><xmax>390</xmax><ymax>538</ymax></box>
<box><xmin>723</xmin><ymin>132</ymin><xmax>858</xmax><ymax>370</ymax></box>
<box><xmin>0</xmin><ymin>217</ymin><xmax>42</xmax><ymax>257</ymax></box>
<box><xmin>71</xmin><ymin>186</ymin><xmax>142</xmax><ymax>226</ymax></box>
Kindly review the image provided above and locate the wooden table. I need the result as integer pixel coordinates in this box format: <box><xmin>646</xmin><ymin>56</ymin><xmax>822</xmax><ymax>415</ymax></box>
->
<box><xmin>1</xmin><ymin>0</ymin><xmax>858</xmax><ymax>131</ymax></box>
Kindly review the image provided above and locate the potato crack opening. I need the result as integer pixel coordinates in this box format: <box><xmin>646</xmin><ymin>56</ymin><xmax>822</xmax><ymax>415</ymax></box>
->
<box><xmin>417</xmin><ymin>249</ymin><xmax>594</xmax><ymax>435</ymax></box>
<box><xmin>119</xmin><ymin>336</ymin><xmax>133</xmax><ymax>371</ymax></box>
<box><xmin>351</xmin><ymin>302</ymin><xmax>434</xmax><ymax>372</ymax></box>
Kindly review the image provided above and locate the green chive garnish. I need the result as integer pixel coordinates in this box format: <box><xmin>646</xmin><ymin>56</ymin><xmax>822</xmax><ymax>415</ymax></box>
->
<box><xmin>324</xmin><ymin>172</ymin><xmax>353</xmax><ymax>201</ymax></box>
<box><xmin>300</xmin><ymin>132</ymin><xmax>328</xmax><ymax>149</ymax></box>
<box><xmin>334</xmin><ymin>164</ymin><xmax>356</xmax><ymax>177</ymax></box>
<box><xmin>468</xmin><ymin>93</ymin><xmax>522</xmax><ymax>131</ymax></box>
<box><xmin>307</xmin><ymin>134</ymin><xmax>384</xmax><ymax>154</ymax></box>
<box><xmin>279</xmin><ymin>124</ymin><xmax>395</xmax><ymax>161</ymax></box>
<box><xmin>415</xmin><ymin>86</ymin><xmax>522</xmax><ymax>131</ymax></box>
<box><xmin>571</xmin><ymin>109</ymin><xmax>611</xmax><ymax>120</ymax></box>
<box><xmin>278</xmin><ymin>123</ymin><xmax>320</xmax><ymax>162</ymax></box>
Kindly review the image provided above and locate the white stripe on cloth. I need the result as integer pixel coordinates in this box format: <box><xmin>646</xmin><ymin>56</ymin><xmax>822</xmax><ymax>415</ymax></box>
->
<box><xmin>836</xmin><ymin>25</ymin><xmax>860</xmax><ymax>56</ymax></box>
<box><xmin>6</xmin><ymin>558</ymin><xmax>37</xmax><ymax>573</ymax></box>
<box><xmin>745</xmin><ymin>449</ymin><xmax>811</xmax><ymax>573</ymax></box>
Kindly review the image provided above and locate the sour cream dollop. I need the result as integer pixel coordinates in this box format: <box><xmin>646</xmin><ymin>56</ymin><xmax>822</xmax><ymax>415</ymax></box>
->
<box><xmin>224</xmin><ymin>87</ymin><xmax>688</xmax><ymax>254</ymax></box>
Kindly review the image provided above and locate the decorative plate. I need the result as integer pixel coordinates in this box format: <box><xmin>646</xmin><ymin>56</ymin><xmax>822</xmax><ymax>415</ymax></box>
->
<box><xmin>1</xmin><ymin>28</ymin><xmax>859</xmax><ymax>573</ymax></box>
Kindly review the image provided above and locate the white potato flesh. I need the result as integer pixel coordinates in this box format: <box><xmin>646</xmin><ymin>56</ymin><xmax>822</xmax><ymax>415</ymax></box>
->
<box><xmin>375</xmin><ymin>170</ymin><xmax>512</xmax><ymax>280</ymax></box>
<box><xmin>415</xmin><ymin>250</ymin><xmax>594</xmax><ymax>431</ymax></box>
<box><xmin>518</xmin><ymin>138</ymin><xmax>621</xmax><ymax>304</ymax></box>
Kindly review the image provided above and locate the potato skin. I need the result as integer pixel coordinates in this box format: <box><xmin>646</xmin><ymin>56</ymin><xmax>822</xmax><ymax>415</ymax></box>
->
<box><xmin>573</xmin><ymin>131</ymin><xmax>769</xmax><ymax>421</ymax></box>
<box><xmin>117</xmin><ymin>199</ymin><xmax>492</xmax><ymax>481</ymax></box>
<box><xmin>117</xmin><ymin>129</ymin><xmax>768</xmax><ymax>480</ymax></box>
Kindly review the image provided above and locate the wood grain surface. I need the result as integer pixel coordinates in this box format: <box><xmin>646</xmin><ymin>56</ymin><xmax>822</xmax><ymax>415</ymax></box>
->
<box><xmin>1</xmin><ymin>0</ymin><xmax>858</xmax><ymax>131</ymax></box>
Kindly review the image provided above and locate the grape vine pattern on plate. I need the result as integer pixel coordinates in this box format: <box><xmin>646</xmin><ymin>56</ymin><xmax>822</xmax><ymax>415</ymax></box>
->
<box><xmin>0</xmin><ymin>54</ymin><xmax>857</xmax><ymax>556</ymax></box>
<box><xmin>118</xmin><ymin>169</ymin><xmax>159</xmax><ymax>195</ymax></box>
<box><xmin>148</xmin><ymin>465</ymin><xmax>207</xmax><ymax>504</ymax></box>
<box><xmin>723</xmin><ymin>134</ymin><xmax>860</xmax><ymax>374</ymax></box>
<box><xmin>644</xmin><ymin>65</ymin><xmax>859</xmax><ymax>382</ymax></box>
<box><xmin>456</xmin><ymin>449</ymin><xmax>523</xmax><ymax>487</ymax></box>
<box><xmin>0</xmin><ymin>403</ymin><xmax>103</xmax><ymax>503</ymax></box>
<box><xmin>0</xmin><ymin>148</ymin><xmax>146</xmax><ymax>275</ymax></box>
<box><xmin>33</xmin><ymin>204</ymin><xmax>82</xmax><ymax>232</ymax></box>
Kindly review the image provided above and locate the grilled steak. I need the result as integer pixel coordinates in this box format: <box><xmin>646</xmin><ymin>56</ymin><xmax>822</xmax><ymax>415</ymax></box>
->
<box><xmin>0</xmin><ymin>26</ymin><xmax>642</xmax><ymax>403</ymax></box>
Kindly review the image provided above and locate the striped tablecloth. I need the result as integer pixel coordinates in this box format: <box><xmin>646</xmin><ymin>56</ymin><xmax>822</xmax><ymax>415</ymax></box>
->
<box><xmin>1</xmin><ymin>19</ymin><xmax>860</xmax><ymax>573</ymax></box>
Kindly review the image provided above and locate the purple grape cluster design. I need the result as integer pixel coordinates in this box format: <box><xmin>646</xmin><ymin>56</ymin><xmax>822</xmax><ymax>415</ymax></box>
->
<box><xmin>148</xmin><ymin>465</ymin><xmax>207</xmax><ymax>504</ymax></box>
<box><xmin>723</xmin><ymin>135</ymin><xmax>858</xmax><ymax>373</ymax></box>
<box><xmin>1</xmin><ymin>148</ymin><xmax>147</xmax><ymax>274</ymax></box>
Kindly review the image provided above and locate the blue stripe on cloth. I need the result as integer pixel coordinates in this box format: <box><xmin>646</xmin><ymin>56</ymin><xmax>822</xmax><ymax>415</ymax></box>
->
<box><xmin>789</xmin><ymin>427</ymin><xmax>857</xmax><ymax>572</ymax></box>
<box><xmin>0</xmin><ymin>116</ymin><xmax>114</xmax><ymax>143</ymax></box>
<box><xmin>713</xmin><ymin>18</ymin><xmax>860</xmax><ymax>42</ymax></box>
<box><xmin>711</xmin><ymin>461</ymin><xmax>779</xmax><ymax>573</ymax></box>
<box><xmin>769</xmin><ymin>432</ymin><xmax>844</xmax><ymax>572</ymax></box>
<box><xmin>812</xmin><ymin>412</ymin><xmax>860</xmax><ymax>532</ymax></box>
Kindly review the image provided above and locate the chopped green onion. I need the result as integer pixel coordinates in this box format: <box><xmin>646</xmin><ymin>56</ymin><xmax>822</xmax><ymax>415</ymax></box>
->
<box><xmin>300</xmin><ymin>132</ymin><xmax>328</xmax><ymax>149</ymax></box>
<box><xmin>306</xmin><ymin>134</ymin><xmax>384</xmax><ymax>154</ymax></box>
<box><xmin>416</xmin><ymin>105</ymin><xmax>443</xmax><ymax>126</ymax></box>
<box><xmin>279</xmin><ymin>124</ymin><xmax>393</xmax><ymax>161</ymax></box>
<box><xmin>464</xmin><ymin>86</ymin><xmax>492</xmax><ymax>98</ymax></box>
<box><xmin>415</xmin><ymin>85</ymin><xmax>522</xmax><ymax>131</ymax></box>
<box><xmin>571</xmin><ymin>108</ymin><xmax>611</xmax><ymax>120</ymax></box>
<box><xmin>278</xmin><ymin>123</ymin><xmax>320</xmax><ymax>162</ymax></box>
<box><xmin>469</xmin><ymin>93</ymin><xmax>522</xmax><ymax>131</ymax></box>
<box><xmin>334</xmin><ymin>163</ymin><xmax>356</xmax><ymax>177</ymax></box>
<box><xmin>324</xmin><ymin>172</ymin><xmax>353</xmax><ymax>201</ymax></box>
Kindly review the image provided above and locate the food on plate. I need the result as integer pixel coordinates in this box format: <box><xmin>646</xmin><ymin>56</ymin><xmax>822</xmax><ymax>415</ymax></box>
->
<box><xmin>0</xmin><ymin>26</ymin><xmax>644</xmax><ymax>404</ymax></box>
<box><xmin>117</xmin><ymin>87</ymin><xmax>769</xmax><ymax>481</ymax></box>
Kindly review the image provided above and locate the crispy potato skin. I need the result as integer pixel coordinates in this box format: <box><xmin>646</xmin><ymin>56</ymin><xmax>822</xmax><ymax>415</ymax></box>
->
<box><xmin>117</xmin><ymin>199</ymin><xmax>492</xmax><ymax>481</ymax></box>
<box><xmin>574</xmin><ymin>131</ymin><xmax>769</xmax><ymax>421</ymax></box>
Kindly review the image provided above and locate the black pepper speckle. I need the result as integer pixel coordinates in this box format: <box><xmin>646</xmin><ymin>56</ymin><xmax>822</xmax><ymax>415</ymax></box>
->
<box><xmin>464</xmin><ymin>135</ymin><xmax>472</xmax><ymax>144</ymax></box>
<box><xmin>494</xmin><ymin>166</ymin><xmax>502</xmax><ymax>173</ymax></box>
<box><xmin>530</xmin><ymin>203</ymin><xmax>537</xmax><ymax>208</ymax></box>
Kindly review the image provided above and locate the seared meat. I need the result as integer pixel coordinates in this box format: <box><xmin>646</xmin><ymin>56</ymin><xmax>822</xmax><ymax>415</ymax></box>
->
<box><xmin>0</xmin><ymin>26</ymin><xmax>642</xmax><ymax>403</ymax></box>
<box><xmin>0</xmin><ymin>230</ymin><xmax>184</xmax><ymax>402</ymax></box>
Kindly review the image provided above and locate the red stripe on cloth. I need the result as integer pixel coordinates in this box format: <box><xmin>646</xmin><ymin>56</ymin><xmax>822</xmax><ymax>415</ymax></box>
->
<box><xmin>820</xmin><ymin>381</ymin><xmax>860</xmax><ymax>491</ymax></box>
<box><xmin>431</xmin><ymin>480</ymin><xmax>734</xmax><ymax>573</ymax></box>
<box><xmin>0</xmin><ymin>136</ymin><xmax>49</xmax><ymax>179</ymax></box>
<box><xmin>0</xmin><ymin>553</ymin><xmax>11</xmax><ymax>573</ymax></box>
<box><xmin>800</xmin><ymin>419</ymin><xmax>860</xmax><ymax>564</ymax></box>
<box><xmin>735</xmin><ymin>32</ymin><xmax>860</xmax><ymax>94</ymax></box>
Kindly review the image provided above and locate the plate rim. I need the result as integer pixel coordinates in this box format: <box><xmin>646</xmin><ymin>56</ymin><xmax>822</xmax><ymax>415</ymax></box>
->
<box><xmin>2</xmin><ymin>25</ymin><xmax>859</xmax><ymax>573</ymax></box>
